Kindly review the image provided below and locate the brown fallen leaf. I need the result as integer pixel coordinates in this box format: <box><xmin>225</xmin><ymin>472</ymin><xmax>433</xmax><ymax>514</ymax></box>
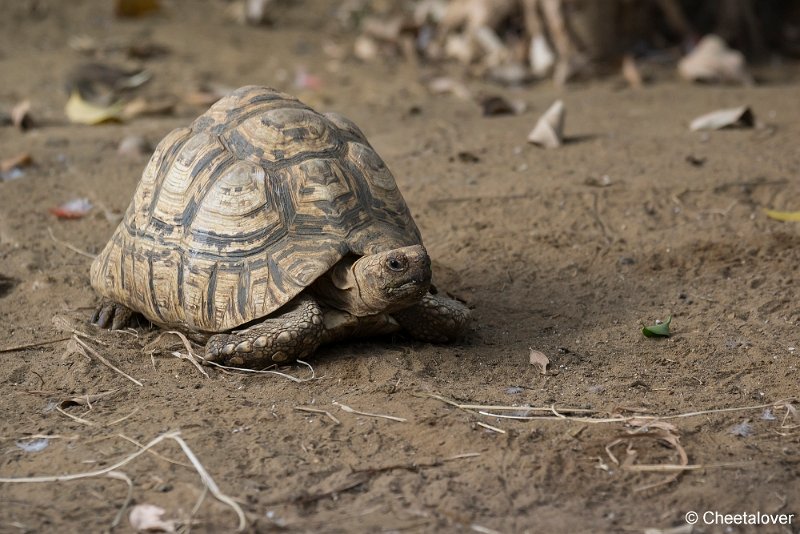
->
<box><xmin>1</xmin><ymin>152</ymin><xmax>33</xmax><ymax>174</ymax></box>
<box><xmin>529</xmin><ymin>348</ymin><xmax>549</xmax><ymax>375</ymax></box>
<box><xmin>11</xmin><ymin>100</ymin><xmax>33</xmax><ymax>130</ymax></box>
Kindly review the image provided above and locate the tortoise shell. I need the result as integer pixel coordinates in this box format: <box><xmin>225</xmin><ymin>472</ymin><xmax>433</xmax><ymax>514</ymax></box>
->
<box><xmin>90</xmin><ymin>86</ymin><xmax>422</xmax><ymax>333</ymax></box>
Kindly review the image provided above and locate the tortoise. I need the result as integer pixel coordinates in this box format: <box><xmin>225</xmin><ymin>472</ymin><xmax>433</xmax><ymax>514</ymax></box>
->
<box><xmin>90</xmin><ymin>85</ymin><xmax>470</xmax><ymax>367</ymax></box>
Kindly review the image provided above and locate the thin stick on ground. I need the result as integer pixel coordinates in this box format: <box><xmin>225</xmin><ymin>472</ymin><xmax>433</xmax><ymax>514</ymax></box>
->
<box><xmin>425</xmin><ymin>393</ymin><xmax>597</xmax><ymax>414</ymax></box>
<box><xmin>106</xmin><ymin>471</ymin><xmax>133</xmax><ymax>530</ymax></box>
<box><xmin>0</xmin><ymin>336</ymin><xmax>72</xmax><ymax>354</ymax></box>
<box><xmin>116</xmin><ymin>433</ymin><xmax>193</xmax><ymax>468</ymax></box>
<box><xmin>143</xmin><ymin>331</ymin><xmax>209</xmax><ymax>378</ymax></box>
<box><xmin>201</xmin><ymin>359</ymin><xmax>318</xmax><ymax>383</ymax></box>
<box><xmin>294</xmin><ymin>406</ymin><xmax>341</xmax><ymax>425</ymax></box>
<box><xmin>476</xmin><ymin>421</ymin><xmax>505</xmax><ymax>434</ymax></box>
<box><xmin>107</xmin><ymin>407</ymin><xmax>139</xmax><ymax>426</ymax></box>
<box><xmin>429</xmin><ymin>393</ymin><xmax>796</xmax><ymax>425</ymax></box>
<box><xmin>0</xmin><ymin>430</ymin><xmax>247</xmax><ymax>532</ymax></box>
<box><xmin>47</xmin><ymin>226</ymin><xmax>96</xmax><ymax>259</ymax></box>
<box><xmin>73</xmin><ymin>335</ymin><xmax>143</xmax><ymax>387</ymax></box>
<box><xmin>169</xmin><ymin>433</ymin><xmax>247</xmax><ymax>531</ymax></box>
<box><xmin>333</xmin><ymin>401</ymin><xmax>407</xmax><ymax>422</ymax></box>
<box><xmin>56</xmin><ymin>405</ymin><xmax>97</xmax><ymax>426</ymax></box>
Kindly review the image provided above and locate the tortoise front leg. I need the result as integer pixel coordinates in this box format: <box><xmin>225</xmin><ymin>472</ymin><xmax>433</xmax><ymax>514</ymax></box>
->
<box><xmin>393</xmin><ymin>292</ymin><xmax>470</xmax><ymax>343</ymax></box>
<box><xmin>205</xmin><ymin>294</ymin><xmax>325</xmax><ymax>368</ymax></box>
<box><xmin>91</xmin><ymin>299</ymin><xmax>135</xmax><ymax>330</ymax></box>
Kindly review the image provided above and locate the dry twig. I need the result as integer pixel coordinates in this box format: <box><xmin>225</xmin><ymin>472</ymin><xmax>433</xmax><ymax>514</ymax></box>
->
<box><xmin>0</xmin><ymin>336</ymin><xmax>72</xmax><ymax>354</ymax></box>
<box><xmin>333</xmin><ymin>401</ymin><xmax>406</xmax><ymax>422</ymax></box>
<box><xmin>47</xmin><ymin>226</ymin><xmax>96</xmax><ymax>259</ymax></box>
<box><xmin>72</xmin><ymin>335</ymin><xmax>143</xmax><ymax>387</ymax></box>
<box><xmin>294</xmin><ymin>406</ymin><xmax>341</xmax><ymax>425</ymax></box>
<box><xmin>0</xmin><ymin>430</ymin><xmax>247</xmax><ymax>532</ymax></box>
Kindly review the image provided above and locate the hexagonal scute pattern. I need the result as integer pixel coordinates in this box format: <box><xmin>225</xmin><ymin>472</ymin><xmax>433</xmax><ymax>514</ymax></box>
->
<box><xmin>90</xmin><ymin>86</ymin><xmax>422</xmax><ymax>333</ymax></box>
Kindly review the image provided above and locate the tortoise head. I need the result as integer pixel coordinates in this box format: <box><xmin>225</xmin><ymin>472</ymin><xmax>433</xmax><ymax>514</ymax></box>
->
<box><xmin>315</xmin><ymin>245</ymin><xmax>431</xmax><ymax>316</ymax></box>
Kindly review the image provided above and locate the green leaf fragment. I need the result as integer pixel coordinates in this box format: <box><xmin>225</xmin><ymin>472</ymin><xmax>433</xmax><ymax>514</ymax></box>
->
<box><xmin>642</xmin><ymin>316</ymin><xmax>672</xmax><ymax>338</ymax></box>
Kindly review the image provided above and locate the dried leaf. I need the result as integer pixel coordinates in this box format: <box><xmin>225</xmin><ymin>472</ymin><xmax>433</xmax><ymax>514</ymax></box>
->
<box><xmin>763</xmin><ymin>208</ymin><xmax>800</xmax><ymax>222</ymax></box>
<box><xmin>49</xmin><ymin>198</ymin><xmax>93</xmax><ymax>219</ymax></box>
<box><xmin>689</xmin><ymin>106</ymin><xmax>754</xmax><ymax>132</ymax></box>
<box><xmin>528</xmin><ymin>348</ymin><xmax>549</xmax><ymax>375</ymax></box>
<box><xmin>1</xmin><ymin>152</ymin><xmax>33</xmax><ymax>174</ymax></box>
<box><xmin>65</xmin><ymin>90</ymin><xmax>124</xmax><ymax>125</ymax></box>
<box><xmin>128</xmin><ymin>504</ymin><xmax>176</xmax><ymax>533</ymax></box>
<box><xmin>528</xmin><ymin>99</ymin><xmax>565</xmax><ymax>148</ymax></box>
<box><xmin>642</xmin><ymin>316</ymin><xmax>672</xmax><ymax>338</ymax></box>
<box><xmin>59</xmin><ymin>390</ymin><xmax>117</xmax><ymax>408</ymax></box>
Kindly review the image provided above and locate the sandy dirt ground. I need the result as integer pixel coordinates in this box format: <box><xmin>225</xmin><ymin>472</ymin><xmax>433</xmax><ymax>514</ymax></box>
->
<box><xmin>1</xmin><ymin>1</ymin><xmax>799</xmax><ymax>533</ymax></box>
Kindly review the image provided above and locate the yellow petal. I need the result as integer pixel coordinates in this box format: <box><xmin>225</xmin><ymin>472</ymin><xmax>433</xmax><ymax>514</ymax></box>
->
<box><xmin>65</xmin><ymin>90</ymin><xmax>124</xmax><ymax>125</ymax></box>
<box><xmin>764</xmin><ymin>208</ymin><xmax>800</xmax><ymax>222</ymax></box>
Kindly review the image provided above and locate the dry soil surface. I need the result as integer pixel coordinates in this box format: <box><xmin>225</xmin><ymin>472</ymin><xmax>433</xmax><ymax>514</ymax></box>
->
<box><xmin>1</xmin><ymin>2</ymin><xmax>799</xmax><ymax>533</ymax></box>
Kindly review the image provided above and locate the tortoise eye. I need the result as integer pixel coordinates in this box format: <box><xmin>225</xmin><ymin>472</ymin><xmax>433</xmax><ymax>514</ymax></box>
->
<box><xmin>386</xmin><ymin>257</ymin><xmax>407</xmax><ymax>272</ymax></box>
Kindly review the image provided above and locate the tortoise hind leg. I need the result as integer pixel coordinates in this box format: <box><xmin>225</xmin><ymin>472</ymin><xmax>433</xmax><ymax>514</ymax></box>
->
<box><xmin>393</xmin><ymin>293</ymin><xmax>470</xmax><ymax>343</ymax></box>
<box><xmin>91</xmin><ymin>299</ymin><xmax>135</xmax><ymax>330</ymax></box>
<box><xmin>205</xmin><ymin>294</ymin><xmax>325</xmax><ymax>368</ymax></box>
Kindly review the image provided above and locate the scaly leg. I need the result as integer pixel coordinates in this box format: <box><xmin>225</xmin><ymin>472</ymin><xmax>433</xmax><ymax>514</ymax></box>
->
<box><xmin>393</xmin><ymin>292</ymin><xmax>470</xmax><ymax>343</ymax></box>
<box><xmin>205</xmin><ymin>294</ymin><xmax>325</xmax><ymax>367</ymax></box>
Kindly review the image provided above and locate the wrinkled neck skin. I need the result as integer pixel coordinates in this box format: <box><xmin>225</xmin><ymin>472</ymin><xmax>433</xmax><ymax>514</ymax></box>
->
<box><xmin>312</xmin><ymin>245</ymin><xmax>431</xmax><ymax>317</ymax></box>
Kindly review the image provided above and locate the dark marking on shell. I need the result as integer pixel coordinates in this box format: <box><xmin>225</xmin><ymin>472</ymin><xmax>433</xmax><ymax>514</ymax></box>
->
<box><xmin>205</xmin><ymin>263</ymin><xmax>219</xmax><ymax>325</ymax></box>
<box><xmin>147</xmin><ymin>254</ymin><xmax>165</xmax><ymax>321</ymax></box>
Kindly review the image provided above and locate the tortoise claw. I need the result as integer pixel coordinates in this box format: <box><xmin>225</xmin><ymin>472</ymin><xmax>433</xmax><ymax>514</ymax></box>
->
<box><xmin>91</xmin><ymin>300</ymin><xmax>133</xmax><ymax>330</ymax></box>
